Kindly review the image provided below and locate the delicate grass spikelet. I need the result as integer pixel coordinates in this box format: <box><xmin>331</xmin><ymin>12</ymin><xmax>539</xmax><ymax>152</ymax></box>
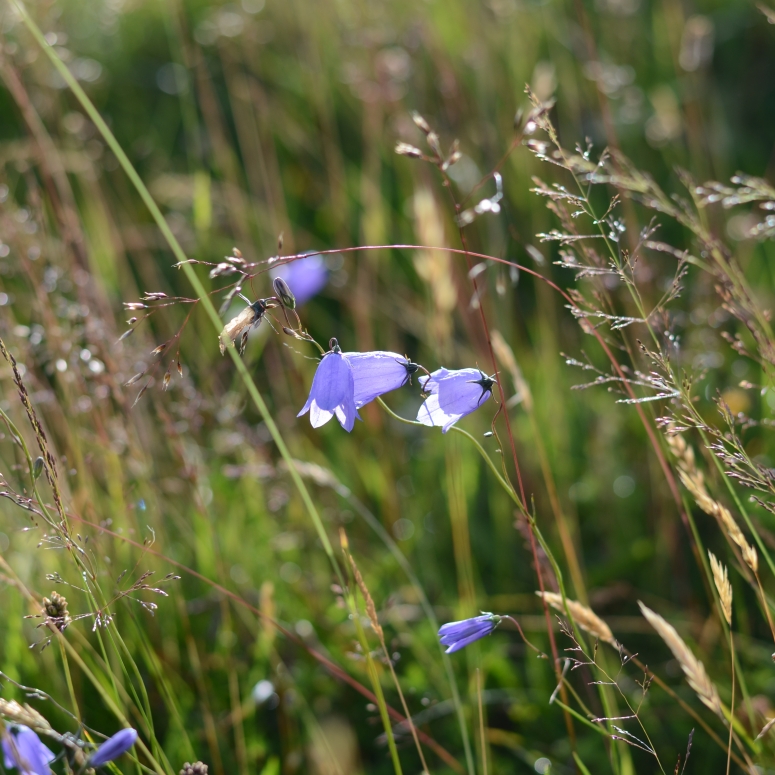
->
<box><xmin>42</xmin><ymin>591</ymin><xmax>72</xmax><ymax>632</ymax></box>
<box><xmin>708</xmin><ymin>551</ymin><xmax>733</xmax><ymax>625</ymax></box>
<box><xmin>491</xmin><ymin>330</ymin><xmax>532</xmax><ymax>411</ymax></box>
<box><xmin>537</xmin><ymin>591</ymin><xmax>618</xmax><ymax>647</ymax></box>
<box><xmin>0</xmin><ymin>699</ymin><xmax>51</xmax><ymax>732</ymax></box>
<box><xmin>638</xmin><ymin>601</ymin><xmax>722</xmax><ymax>716</ymax></box>
<box><xmin>347</xmin><ymin>554</ymin><xmax>383</xmax><ymax>640</ymax></box>
<box><xmin>668</xmin><ymin>432</ymin><xmax>758</xmax><ymax>573</ymax></box>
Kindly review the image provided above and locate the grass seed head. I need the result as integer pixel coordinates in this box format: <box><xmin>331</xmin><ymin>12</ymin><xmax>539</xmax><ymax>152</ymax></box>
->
<box><xmin>639</xmin><ymin>601</ymin><xmax>722</xmax><ymax>717</ymax></box>
<box><xmin>537</xmin><ymin>591</ymin><xmax>618</xmax><ymax>647</ymax></box>
<box><xmin>708</xmin><ymin>551</ymin><xmax>733</xmax><ymax>625</ymax></box>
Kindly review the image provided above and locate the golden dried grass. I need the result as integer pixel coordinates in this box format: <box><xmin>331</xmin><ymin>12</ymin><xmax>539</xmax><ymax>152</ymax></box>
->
<box><xmin>639</xmin><ymin>601</ymin><xmax>722</xmax><ymax>717</ymax></box>
<box><xmin>537</xmin><ymin>591</ymin><xmax>618</xmax><ymax>647</ymax></box>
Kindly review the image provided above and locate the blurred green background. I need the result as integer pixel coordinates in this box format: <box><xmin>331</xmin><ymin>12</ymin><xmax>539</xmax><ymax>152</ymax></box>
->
<box><xmin>2</xmin><ymin>0</ymin><xmax>775</xmax><ymax>773</ymax></box>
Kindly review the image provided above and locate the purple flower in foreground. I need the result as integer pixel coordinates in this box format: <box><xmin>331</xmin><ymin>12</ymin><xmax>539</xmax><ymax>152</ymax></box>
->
<box><xmin>345</xmin><ymin>351</ymin><xmax>420</xmax><ymax>408</ymax></box>
<box><xmin>417</xmin><ymin>367</ymin><xmax>495</xmax><ymax>432</ymax></box>
<box><xmin>438</xmin><ymin>613</ymin><xmax>502</xmax><ymax>654</ymax></box>
<box><xmin>270</xmin><ymin>253</ymin><xmax>328</xmax><ymax>306</ymax></box>
<box><xmin>298</xmin><ymin>340</ymin><xmax>359</xmax><ymax>432</ymax></box>
<box><xmin>2</xmin><ymin>725</ymin><xmax>55</xmax><ymax>775</ymax></box>
<box><xmin>88</xmin><ymin>728</ymin><xmax>138</xmax><ymax>768</ymax></box>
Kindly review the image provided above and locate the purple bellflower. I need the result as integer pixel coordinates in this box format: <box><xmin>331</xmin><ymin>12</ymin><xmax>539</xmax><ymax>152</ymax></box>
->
<box><xmin>417</xmin><ymin>367</ymin><xmax>495</xmax><ymax>432</ymax></box>
<box><xmin>298</xmin><ymin>340</ymin><xmax>359</xmax><ymax>432</ymax></box>
<box><xmin>88</xmin><ymin>728</ymin><xmax>138</xmax><ymax>768</ymax></box>
<box><xmin>438</xmin><ymin>613</ymin><xmax>502</xmax><ymax>654</ymax></box>
<box><xmin>344</xmin><ymin>351</ymin><xmax>420</xmax><ymax>408</ymax></box>
<box><xmin>270</xmin><ymin>253</ymin><xmax>328</xmax><ymax>306</ymax></box>
<box><xmin>2</xmin><ymin>725</ymin><xmax>55</xmax><ymax>775</ymax></box>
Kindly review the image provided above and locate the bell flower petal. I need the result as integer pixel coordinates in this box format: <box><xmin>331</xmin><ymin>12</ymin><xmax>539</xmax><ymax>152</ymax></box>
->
<box><xmin>417</xmin><ymin>367</ymin><xmax>494</xmax><ymax>432</ymax></box>
<box><xmin>88</xmin><ymin>728</ymin><xmax>138</xmax><ymax>768</ymax></box>
<box><xmin>418</xmin><ymin>367</ymin><xmax>451</xmax><ymax>394</ymax></box>
<box><xmin>345</xmin><ymin>351</ymin><xmax>419</xmax><ymax>408</ymax></box>
<box><xmin>2</xmin><ymin>725</ymin><xmax>55</xmax><ymax>775</ymax></box>
<box><xmin>437</xmin><ymin>614</ymin><xmax>501</xmax><ymax>654</ymax></box>
<box><xmin>298</xmin><ymin>350</ymin><xmax>360</xmax><ymax>432</ymax></box>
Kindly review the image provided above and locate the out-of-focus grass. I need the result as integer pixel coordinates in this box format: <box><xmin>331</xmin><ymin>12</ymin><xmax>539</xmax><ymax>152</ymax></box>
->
<box><xmin>2</xmin><ymin>0</ymin><xmax>775</xmax><ymax>773</ymax></box>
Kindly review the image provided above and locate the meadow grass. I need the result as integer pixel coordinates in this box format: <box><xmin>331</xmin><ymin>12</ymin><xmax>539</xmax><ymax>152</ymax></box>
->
<box><xmin>2</xmin><ymin>0</ymin><xmax>775</xmax><ymax>773</ymax></box>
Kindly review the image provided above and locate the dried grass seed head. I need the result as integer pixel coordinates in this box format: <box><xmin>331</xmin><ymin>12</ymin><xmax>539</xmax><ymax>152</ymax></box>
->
<box><xmin>537</xmin><ymin>591</ymin><xmax>618</xmax><ymax>647</ymax></box>
<box><xmin>0</xmin><ymin>699</ymin><xmax>52</xmax><ymax>732</ymax></box>
<box><xmin>707</xmin><ymin>551</ymin><xmax>732</xmax><ymax>625</ymax></box>
<box><xmin>638</xmin><ymin>601</ymin><xmax>722</xmax><ymax>716</ymax></box>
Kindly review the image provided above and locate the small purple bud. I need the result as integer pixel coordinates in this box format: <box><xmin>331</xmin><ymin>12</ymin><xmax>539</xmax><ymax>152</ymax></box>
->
<box><xmin>438</xmin><ymin>613</ymin><xmax>501</xmax><ymax>654</ymax></box>
<box><xmin>88</xmin><ymin>728</ymin><xmax>138</xmax><ymax>768</ymax></box>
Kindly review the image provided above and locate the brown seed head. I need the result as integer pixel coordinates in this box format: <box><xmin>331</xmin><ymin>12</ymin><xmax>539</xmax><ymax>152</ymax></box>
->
<box><xmin>42</xmin><ymin>592</ymin><xmax>71</xmax><ymax>632</ymax></box>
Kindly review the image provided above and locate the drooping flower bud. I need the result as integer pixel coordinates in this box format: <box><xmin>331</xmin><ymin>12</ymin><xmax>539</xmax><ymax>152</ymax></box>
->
<box><xmin>272</xmin><ymin>277</ymin><xmax>296</xmax><ymax>310</ymax></box>
<box><xmin>88</xmin><ymin>729</ymin><xmax>138</xmax><ymax>767</ymax></box>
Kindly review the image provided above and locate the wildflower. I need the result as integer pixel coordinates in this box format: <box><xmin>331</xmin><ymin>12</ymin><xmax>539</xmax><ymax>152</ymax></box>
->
<box><xmin>2</xmin><ymin>725</ymin><xmax>55</xmax><ymax>775</ymax></box>
<box><xmin>345</xmin><ymin>351</ymin><xmax>420</xmax><ymax>408</ymax></box>
<box><xmin>297</xmin><ymin>340</ymin><xmax>359</xmax><ymax>432</ymax></box>
<box><xmin>417</xmin><ymin>367</ymin><xmax>495</xmax><ymax>432</ymax></box>
<box><xmin>270</xmin><ymin>253</ymin><xmax>328</xmax><ymax>306</ymax></box>
<box><xmin>88</xmin><ymin>728</ymin><xmax>138</xmax><ymax>768</ymax></box>
<box><xmin>438</xmin><ymin>613</ymin><xmax>501</xmax><ymax>653</ymax></box>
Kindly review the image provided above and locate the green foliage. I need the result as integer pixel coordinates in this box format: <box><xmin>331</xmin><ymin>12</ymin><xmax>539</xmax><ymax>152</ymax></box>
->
<box><xmin>2</xmin><ymin>1</ymin><xmax>775</xmax><ymax>774</ymax></box>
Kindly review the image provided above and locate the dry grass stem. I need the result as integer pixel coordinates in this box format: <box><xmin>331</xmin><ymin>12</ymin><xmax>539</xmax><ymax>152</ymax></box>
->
<box><xmin>708</xmin><ymin>552</ymin><xmax>733</xmax><ymax>626</ymax></box>
<box><xmin>638</xmin><ymin>602</ymin><xmax>722</xmax><ymax>717</ymax></box>
<box><xmin>537</xmin><ymin>592</ymin><xmax>618</xmax><ymax>647</ymax></box>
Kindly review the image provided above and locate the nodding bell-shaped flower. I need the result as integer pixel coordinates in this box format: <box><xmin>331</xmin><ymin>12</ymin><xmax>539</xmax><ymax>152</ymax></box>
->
<box><xmin>2</xmin><ymin>725</ymin><xmax>55</xmax><ymax>775</ymax></box>
<box><xmin>88</xmin><ymin>728</ymin><xmax>138</xmax><ymax>768</ymax></box>
<box><xmin>417</xmin><ymin>367</ymin><xmax>495</xmax><ymax>432</ymax></box>
<box><xmin>438</xmin><ymin>613</ymin><xmax>501</xmax><ymax>654</ymax></box>
<box><xmin>270</xmin><ymin>253</ymin><xmax>328</xmax><ymax>306</ymax></box>
<box><xmin>344</xmin><ymin>351</ymin><xmax>420</xmax><ymax>409</ymax></box>
<box><xmin>298</xmin><ymin>340</ymin><xmax>360</xmax><ymax>432</ymax></box>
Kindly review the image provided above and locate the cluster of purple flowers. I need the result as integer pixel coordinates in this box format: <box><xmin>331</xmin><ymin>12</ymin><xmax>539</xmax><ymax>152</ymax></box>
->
<box><xmin>298</xmin><ymin>340</ymin><xmax>496</xmax><ymax>433</ymax></box>
<box><xmin>266</xmin><ymin>262</ymin><xmax>504</xmax><ymax>657</ymax></box>
<box><xmin>1</xmin><ymin>724</ymin><xmax>137</xmax><ymax>775</ymax></box>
